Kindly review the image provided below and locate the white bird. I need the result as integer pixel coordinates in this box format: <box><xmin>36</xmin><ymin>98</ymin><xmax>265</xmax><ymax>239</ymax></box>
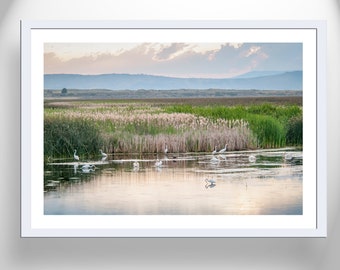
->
<box><xmin>81</xmin><ymin>167</ymin><xmax>95</xmax><ymax>173</ymax></box>
<box><xmin>81</xmin><ymin>164</ymin><xmax>95</xmax><ymax>170</ymax></box>
<box><xmin>205</xmin><ymin>178</ymin><xmax>216</xmax><ymax>188</ymax></box>
<box><xmin>284</xmin><ymin>152</ymin><xmax>293</xmax><ymax>161</ymax></box>
<box><xmin>164</xmin><ymin>144</ymin><xmax>168</xmax><ymax>154</ymax></box>
<box><xmin>212</xmin><ymin>146</ymin><xmax>217</xmax><ymax>155</ymax></box>
<box><xmin>73</xmin><ymin>149</ymin><xmax>79</xmax><ymax>161</ymax></box>
<box><xmin>155</xmin><ymin>159</ymin><xmax>162</xmax><ymax>167</ymax></box>
<box><xmin>218</xmin><ymin>144</ymin><xmax>228</xmax><ymax>153</ymax></box>
<box><xmin>248</xmin><ymin>155</ymin><xmax>256</xmax><ymax>163</ymax></box>
<box><xmin>205</xmin><ymin>178</ymin><xmax>216</xmax><ymax>185</ymax></box>
<box><xmin>100</xmin><ymin>149</ymin><xmax>107</xmax><ymax>158</ymax></box>
<box><xmin>133</xmin><ymin>161</ymin><xmax>140</xmax><ymax>169</ymax></box>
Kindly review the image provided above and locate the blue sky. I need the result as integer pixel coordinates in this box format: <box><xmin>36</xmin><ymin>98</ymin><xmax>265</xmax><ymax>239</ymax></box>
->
<box><xmin>44</xmin><ymin>42</ymin><xmax>302</xmax><ymax>78</ymax></box>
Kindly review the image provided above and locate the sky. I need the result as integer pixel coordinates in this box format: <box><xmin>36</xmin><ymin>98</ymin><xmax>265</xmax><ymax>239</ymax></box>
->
<box><xmin>44</xmin><ymin>43</ymin><xmax>302</xmax><ymax>78</ymax></box>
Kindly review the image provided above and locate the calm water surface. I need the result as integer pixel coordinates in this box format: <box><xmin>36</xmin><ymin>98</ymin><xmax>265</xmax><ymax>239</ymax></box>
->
<box><xmin>44</xmin><ymin>149</ymin><xmax>302</xmax><ymax>215</ymax></box>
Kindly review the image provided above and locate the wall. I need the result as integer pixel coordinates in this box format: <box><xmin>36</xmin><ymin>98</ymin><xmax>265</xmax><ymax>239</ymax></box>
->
<box><xmin>1</xmin><ymin>1</ymin><xmax>339</xmax><ymax>269</ymax></box>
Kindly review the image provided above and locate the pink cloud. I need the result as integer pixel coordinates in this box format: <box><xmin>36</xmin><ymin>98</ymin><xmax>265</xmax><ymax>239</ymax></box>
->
<box><xmin>44</xmin><ymin>42</ymin><xmax>301</xmax><ymax>78</ymax></box>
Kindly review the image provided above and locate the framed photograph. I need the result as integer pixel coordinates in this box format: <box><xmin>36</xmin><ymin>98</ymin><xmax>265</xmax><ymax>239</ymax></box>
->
<box><xmin>21</xmin><ymin>20</ymin><xmax>327</xmax><ymax>237</ymax></box>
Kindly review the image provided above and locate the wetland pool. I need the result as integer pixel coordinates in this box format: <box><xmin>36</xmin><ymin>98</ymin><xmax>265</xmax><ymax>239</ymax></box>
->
<box><xmin>44</xmin><ymin>148</ymin><xmax>302</xmax><ymax>215</ymax></box>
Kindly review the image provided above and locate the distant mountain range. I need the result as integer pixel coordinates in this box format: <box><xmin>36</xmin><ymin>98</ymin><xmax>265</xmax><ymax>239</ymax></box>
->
<box><xmin>44</xmin><ymin>71</ymin><xmax>302</xmax><ymax>91</ymax></box>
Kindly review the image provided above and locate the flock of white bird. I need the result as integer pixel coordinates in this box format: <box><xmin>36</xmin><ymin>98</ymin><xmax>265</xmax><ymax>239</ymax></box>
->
<box><xmin>72</xmin><ymin>144</ymin><xmax>294</xmax><ymax>187</ymax></box>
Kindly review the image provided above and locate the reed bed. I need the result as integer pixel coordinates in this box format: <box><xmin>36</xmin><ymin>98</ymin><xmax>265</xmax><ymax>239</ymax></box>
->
<box><xmin>164</xmin><ymin>103</ymin><xmax>302</xmax><ymax>148</ymax></box>
<box><xmin>44</xmin><ymin>100</ymin><xmax>302</xmax><ymax>158</ymax></box>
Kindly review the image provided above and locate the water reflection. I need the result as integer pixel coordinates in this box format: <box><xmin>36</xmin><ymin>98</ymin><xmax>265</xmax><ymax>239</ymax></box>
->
<box><xmin>44</xmin><ymin>149</ymin><xmax>302</xmax><ymax>215</ymax></box>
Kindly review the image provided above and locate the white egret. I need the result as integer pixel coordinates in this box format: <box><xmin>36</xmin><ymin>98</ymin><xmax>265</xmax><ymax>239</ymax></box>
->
<box><xmin>100</xmin><ymin>149</ymin><xmax>107</xmax><ymax>158</ymax></box>
<box><xmin>212</xmin><ymin>146</ymin><xmax>217</xmax><ymax>155</ymax></box>
<box><xmin>81</xmin><ymin>164</ymin><xmax>95</xmax><ymax>170</ymax></box>
<box><xmin>155</xmin><ymin>159</ymin><xmax>162</xmax><ymax>167</ymax></box>
<box><xmin>164</xmin><ymin>144</ymin><xmax>168</xmax><ymax>154</ymax></box>
<box><xmin>133</xmin><ymin>161</ymin><xmax>140</xmax><ymax>168</ymax></box>
<box><xmin>248</xmin><ymin>155</ymin><xmax>256</xmax><ymax>163</ymax></box>
<box><xmin>218</xmin><ymin>144</ymin><xmax>228</xmax><ymax>153</ymax></box>
<box><xmin>73</xmin><ymin>150</ymin><xmax>79</xmax><ymax>161</ymax></box>
<box><xmin>284</xmin><ymin>152</ymin><xmax>293</xmax><ymax>161</ymax></box>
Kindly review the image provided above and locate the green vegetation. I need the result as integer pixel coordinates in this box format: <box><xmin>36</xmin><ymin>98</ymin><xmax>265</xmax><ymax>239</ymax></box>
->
<box><xmin>44</xmin><ymin>117</ymin><xmax>103</xmax><ymax>158</ymax></box>
<box><xmin>61</xmin><ymin>88</ymin><xmax>68</xmax><ymax>95</ymax></box>
<box><xmin>44</xmin><ymin>98</ymin><xmax>302</xmax><ymax>158</ymax></box>
<box><xmin>164</xmin><ymin>103</ymin><xmax>302</xmax><ymax>148</ymax></box>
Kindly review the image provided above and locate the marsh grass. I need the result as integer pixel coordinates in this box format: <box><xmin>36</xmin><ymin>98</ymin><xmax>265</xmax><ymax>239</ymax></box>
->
<box><xmin>44</xmin><ymin>116</ymin><xmax>103</xmax><ymax>158</ymax></box>
<box><xmin>44</xmin><ymin>100</ymin><xmax>302</xmax><ymax>157</ymax></box>
<box><xmin>164</xmin><ymin>103</ymin><xmax>302</xmax><ymax>148</ymax></box>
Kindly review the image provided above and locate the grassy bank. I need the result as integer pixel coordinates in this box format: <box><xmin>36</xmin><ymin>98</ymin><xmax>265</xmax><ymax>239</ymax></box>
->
<box><xmin>44</xmin><ymin>98</ymin><xmax>302</xmax><ymax>158</ymax></box>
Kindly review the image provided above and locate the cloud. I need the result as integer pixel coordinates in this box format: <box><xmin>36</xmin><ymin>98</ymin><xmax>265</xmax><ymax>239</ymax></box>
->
<box><xmin>44</xmin><ymin>42</ymin><xmax>302</xmax><ymax>78</ymax></box>
<box><xmin>243</xmin><ymin>46</ymin><xmax>261</xmax><ymax>57</ymax></box>
<box><xmin>153</xmin><ymin>43</ymin><xmax>191</xmax><ymax>61</ymax></box>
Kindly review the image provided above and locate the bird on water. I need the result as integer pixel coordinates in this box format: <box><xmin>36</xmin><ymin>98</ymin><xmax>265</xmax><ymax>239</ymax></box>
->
<box><xmin>73</xmin><ymin>149</ymin><xmax>79</xmax><ymax>161</ymax></box>
<box><xmin>218</xmin><ymin>144</ymin><xmax>228</xmax><ymax>153</ymax></box>
<box><xmin>100</xmin><ymin>149</ymin><xmax>107</xmax><ymax>158</ymax></box>
<box><xmin>205</xmin><ymin>178</ymin><xmax>216</xmax><ymax>185</ymax></box>
<box><xmin>155</xmin><ymin>159</ymin><xmax>162</xmax><ymax>167</ymax></box>
<box><xmin>204</xmin><ymin>177</ymin><xmax>216</xmax><ymax>189</ymax></box>
<box><xmin>248</xmin><ymin>155</ymin><xmax>256</xmax><ymax>163</ymax></box>
<box><xmin>133</xmin><ymin>160</ymin><xmax>140</xmax><ymax>168</ymax></box>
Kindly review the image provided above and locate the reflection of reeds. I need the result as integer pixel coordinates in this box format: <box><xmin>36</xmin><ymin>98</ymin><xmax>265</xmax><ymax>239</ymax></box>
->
<box><xmin>44</xmin><ymin>101</ymin><xmax>301</xmax><ymax>157</ymax></box>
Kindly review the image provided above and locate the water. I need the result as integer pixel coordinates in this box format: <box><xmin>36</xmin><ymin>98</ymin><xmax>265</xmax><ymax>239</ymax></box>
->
<box><xmin>44</xmin><ymin>149</ymin><xmax>302</xmax><ymax>215</ymax></box>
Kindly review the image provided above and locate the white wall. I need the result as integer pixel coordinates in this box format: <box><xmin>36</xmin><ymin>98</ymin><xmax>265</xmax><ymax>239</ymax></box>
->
<box><xmin>1</xmin><ymin>1</ymin><xmax>339</xmax><ymax>269</ymax></box>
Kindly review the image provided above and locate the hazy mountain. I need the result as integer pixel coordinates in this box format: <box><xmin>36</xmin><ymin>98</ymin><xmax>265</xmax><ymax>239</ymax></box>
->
<box><xmin>232</xmin><ymin>71</ymin><xmax>288</xmax><ymax>79</ymax></box>
<box><xmin>44</xmin><ymin>71</ymin><xmax>302</xmax><ymax>91</ymax></box>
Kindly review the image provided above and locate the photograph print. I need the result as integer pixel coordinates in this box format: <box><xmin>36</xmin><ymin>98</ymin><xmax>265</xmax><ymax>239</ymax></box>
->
<box><xmin>21</xmin><ymin>22</ymin><xmax>325</xmax><ymax>237</ymax></box>
<box><xmin>43</xmin><ymin>41</ymin><xmax>303</xmax><ymax>216</ymax></box>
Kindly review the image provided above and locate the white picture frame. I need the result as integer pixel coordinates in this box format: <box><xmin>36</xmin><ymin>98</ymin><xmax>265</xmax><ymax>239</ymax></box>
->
<box><xmin>21</xmin><ymin>20</ymin><xmax>327</xmax><ymax>237</ymax></box>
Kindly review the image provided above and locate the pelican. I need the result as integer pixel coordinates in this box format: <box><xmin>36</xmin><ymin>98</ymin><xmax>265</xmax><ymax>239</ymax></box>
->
<box><xmin>73</xmin><ymin>149</ymin><xmax>79</xmax><ymax>161</ymax></box>
<box><xmin>100</xmin><ymin>149</ymin><xmax>107</xmax><ymax>158</ymax></box>
<box><xmin>248</xmin><ymin>155</ymin><xmax>256</xmax><ymax>163</ymax></box>
<box><xmin>164</xmin><ymin>144</ymin><xmax>168</xmax><ymax>154</ymax></box>
<box><xmin>155</xmin><ymin>159</ymin><xmax>162</xmax><ymax>167</ymax></box>
<box><xmin>212</xmin><ymin>146</ymin><xmax>217</xmax><ymax>155</ymax></box>
<box><xmin>218</xmin><ymin>144</ymin><xmax>228</xmax><ymax>153</ymax></box>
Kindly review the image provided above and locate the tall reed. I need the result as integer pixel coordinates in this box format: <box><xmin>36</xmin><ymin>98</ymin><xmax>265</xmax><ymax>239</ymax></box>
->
<box><xmin>44</xmin><ymin>101</ymin><xmax>301</xmax><ymax>158</ymax></box>
<box><xmin>44</xmin><ymin>116</ymin><xmax>103</xmax><ymax>158</ymax></box>
<box><xmin>164</xmin><ymin>103</ymin><xmax>302</xmax><ymax>148</ymax></box>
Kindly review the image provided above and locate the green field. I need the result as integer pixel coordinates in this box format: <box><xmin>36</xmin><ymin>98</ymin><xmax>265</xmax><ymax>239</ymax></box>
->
<box><xmin>44</xmin><ymin>97</ymin><xmax>302</xmax><ymax>159</ymax></box>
